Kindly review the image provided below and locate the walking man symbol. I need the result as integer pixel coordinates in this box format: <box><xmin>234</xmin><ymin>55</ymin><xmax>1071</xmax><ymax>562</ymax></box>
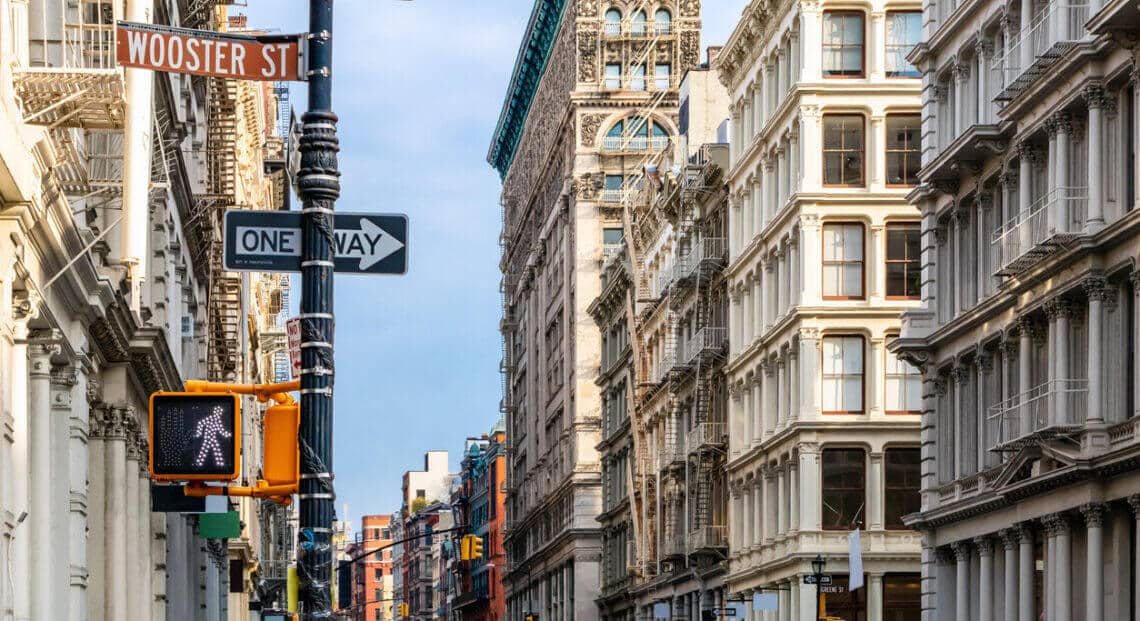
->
<box><xmin>193</xmin><ymin>405</ymin><xmax>233</xmax><ymax>467</ymax></box>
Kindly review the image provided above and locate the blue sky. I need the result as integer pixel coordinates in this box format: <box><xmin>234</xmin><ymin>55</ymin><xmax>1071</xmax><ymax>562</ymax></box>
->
<box><xmin>240</xmin><ymin>0</ymin><xmax>747</xmax><ymax>529</ymax></box>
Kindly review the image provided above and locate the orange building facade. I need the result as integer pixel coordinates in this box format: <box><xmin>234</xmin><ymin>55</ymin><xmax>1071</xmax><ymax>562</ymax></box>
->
<box><xmin>448</xmin><ymin>422</ymin><xmax>507</xmax><ymax>620</ymax></box>
<box><xmin>356</xmin><ymin>514</ymin><xmax>394</xmax><ymax>621</ymax></box>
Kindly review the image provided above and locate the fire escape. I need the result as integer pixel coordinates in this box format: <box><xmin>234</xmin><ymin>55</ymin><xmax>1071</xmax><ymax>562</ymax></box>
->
<box><xmin>14</xmin><ymin>0</ymin><xmax>126</xmax><ymax>207</ymax></box>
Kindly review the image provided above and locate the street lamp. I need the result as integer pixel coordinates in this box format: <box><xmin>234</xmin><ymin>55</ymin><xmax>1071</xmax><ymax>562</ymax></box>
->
<box><xmin>811</xmin><ymin>555</ymin><xmax>826</xmax><ymax>621</ymax></box>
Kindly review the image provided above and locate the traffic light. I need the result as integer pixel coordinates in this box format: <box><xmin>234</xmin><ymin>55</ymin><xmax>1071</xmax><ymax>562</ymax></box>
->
<box><xmin>149</xmin><ymin>392</ymin><xmax>241</xmax><ymax>481</ymax></box>
<box><xmin>524</xmin><ymin>614</ymin><xmax>537</xmax><ymax>621</ymax></box>
<box><xmin>397</xmin><ymin>603</ymin><xmax>409</xmax><ymax>617</ymax></box>
<box><xmin>460</xmin><ymin>534</ymin><xmax>484</xmax><ymax>560</ymax></box>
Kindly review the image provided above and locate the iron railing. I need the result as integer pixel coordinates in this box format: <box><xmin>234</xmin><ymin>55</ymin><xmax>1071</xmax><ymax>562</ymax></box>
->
<box><xmin>987</xmin><ymin>379</ymin><xmax>1089</xmax><ymax>450</ymax></box>
<box><xmin>687</xmin><ymin>421</ymin><xmax>727</xmax><ymax>452</ymax></box>
<box><xmin>992</xmin><ymin>1</ymin><xmax>1090</xmax><ymax>99</ymax></box>
<box><xmin>991</xmin><ymin>186</ymin><xmax>1087</xmax><ymax>275</ymax></box>
<box><xmin>689</xmin><ymin>525</ymin><xmax>727</xmax><ymax>551</ymax></box>
<box><xmin>684</xmin><ymin>327</ymin><xmax>728</xmax><ymax>364</ymax></box>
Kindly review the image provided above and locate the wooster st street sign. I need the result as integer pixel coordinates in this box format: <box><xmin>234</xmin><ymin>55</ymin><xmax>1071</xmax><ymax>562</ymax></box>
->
<box><xmin>116</xmin><ymin>21</ymin><xmax>303</xmax><ymax>81</ymax></box>
<box><xmin>223</xmin><ymin>210</ymin><xmax>408</xmax><ymax>275</ymax></box>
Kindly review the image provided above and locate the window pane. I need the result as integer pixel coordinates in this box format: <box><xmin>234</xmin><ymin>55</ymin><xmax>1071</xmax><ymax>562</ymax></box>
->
<box><xmin>885</xmin><ymin>225</ymin><xmax>920</xmax><ymax>297</ymax></box>
<box><xmin>823</xmin><ymin>13</ymin><xmax>865</xmax><ymax>77</ymax></box>
<box><xmin>823</xmin><ymin>116</ymin><xmax>865</xmax><ymax>185</ymax></box>
<box><xmin>603</xmin><ymin>228</ymin><xmax>624</xmax><ymax>244</ymax></box>
<box><xmin>843</xmin><ymin>225</ymin><xmax>863</xmax><ymax>260</ymax></box>
<box><xmin>885</xmin><ymin>449</ymin><xmax>920</xmax><ymax>528</ymax></box>
<box><xmin>886</xmin><ymin>115</ymin><xmax>921</xmax><ymax>185</ymax></box>
<box><xmin>605</xmin><ymin>175</ymin><xmax>623</xmax><ymax>190</ymax></box>
<box><xmin>886</xmin><ymin>12</ymin><xmax>922</xmax><ymax>78</ymax></box>
<box><xmin>884</xmin><ymin>574</ymin><xmax>921</xmax><ymax>621</ymax></box>
<box><xmin>822</xmin><ymin>449</ymin><xmax>866</xmax><ymax>529</ymax></box>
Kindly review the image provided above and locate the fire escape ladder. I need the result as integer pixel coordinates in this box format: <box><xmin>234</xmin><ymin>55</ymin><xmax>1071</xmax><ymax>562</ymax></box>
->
<box><xmin>203</xmin><ymin>74</ymin><xmax>241</xmax><ymax>381</ymax></box>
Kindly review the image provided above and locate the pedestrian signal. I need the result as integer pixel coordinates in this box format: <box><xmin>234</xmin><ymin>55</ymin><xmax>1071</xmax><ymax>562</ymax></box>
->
<box><xmin>149</xmin><ymin>392</ymin><xmax>241</xmax><ymax>481</ymax></box>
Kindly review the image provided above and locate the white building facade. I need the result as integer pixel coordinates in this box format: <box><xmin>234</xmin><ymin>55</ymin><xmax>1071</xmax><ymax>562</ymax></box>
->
<box><xmin>715</xmin><ymin>0</ymin><xmax>925</xmax><ymax>617</ymax></box>
<box><xmin>892</xmin><ymin>0</ymin><xmax>1140</xmax><ymax>616</ymax></box>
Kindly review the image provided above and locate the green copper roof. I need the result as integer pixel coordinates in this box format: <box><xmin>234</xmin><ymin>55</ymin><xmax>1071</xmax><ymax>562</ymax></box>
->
<box><xmin>487</xmin><ymin>0</ymin><xmax>569</xmax><ymax>179</ymax></box>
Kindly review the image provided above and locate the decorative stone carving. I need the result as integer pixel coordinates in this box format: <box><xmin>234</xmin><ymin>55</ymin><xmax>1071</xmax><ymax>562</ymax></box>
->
<box><xmin>951</xmin><ymin>540</ymin><xmax>972</xmax><ymax>561</ymax></box>
<box><xmin>1081</xmin><ymin>503</ymin><xmax>1106</xmax><ymax>527</ymax></box>
<box><xmin>577</xmin><ymin>0</ymin><xmax>597</xmax><ymax>18</ymax></box>
<box><xmin>999</xmin><ymin>528</ymin><xmax>1020</xmax><ymax>550</ymax></box>
<box><xmin>577</xmin><ymin>29</ymin><xmax>598</xmax><ymax>83</ymax></box>
<box><xmin>579</xmin><ymin>113</ymin><xmax>606</xmax><ymax>147</ymax></box>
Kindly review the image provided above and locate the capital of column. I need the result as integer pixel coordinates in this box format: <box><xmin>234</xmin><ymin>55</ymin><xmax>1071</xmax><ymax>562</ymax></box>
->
<box><xmin>999</xmin><ymin>528</ymin><xmax>1021</xmax><ymax>550</ymax></box>
<box><xmin>1083</xmin><ymin>82</ymin><xmax>1108</xmax><ymax>109</ymax></box>
<box><xmin>973</xmin><ymin>536</ymin><xmax>994</xmax><ymax>556</ymax></box>
<box><xmin>1084</xmin><ymin>275</ymin><xmax>1111</xmax><ymax>302</ymax></box>
<box><xmin>977</xmin><ymin>353</ymin><xmax>994</xmax><ymax>373</ymax></box>
<box><xmin>975</xmin><ymin>38</ymin><xmax>994</xmax><ymax>59</ymax></box>
<box><xmin>951</xmin><ymin>366</ymin><xmax>970</xmax><ymax>385</ymax></box>
<box><xmin>999</xmin><ymin>337</ymin><xmax>1019</xmax><ymax>359</ymax></box>
<box><xmin>1044</xmin><ymin>299</ymin><xmax>1074</xmax><ymax>321</ymax></box>
<box><xmin>101</xmin><ymin>405</ymin><xmax>134</xmax><ymax>440</ymax></box>
<box><xmin>1081</xmin><ymin>503</ymin><xmax>1107</xmax><ymax>527</ymax></box>
<box><xmin>1127</xmin><ymin>494</ymin><xmax>1140</xmax><ymax>516</ymax></box>
<box><xmin>1015</xmin><ymin>141</ymin><xmax>1042</xmax><ymax>165</ymax></box>
<box><xmin>1042</xmin><ymin>513</ymin><xmax>1070</xmax><ymax>536</ymax></box>
<box><xmin>952</xmin><ymin>61</ymin><xmax>971</xmax><ymax>82</ymax></box>
<box><xmin>1129</xmin><ymin>270</ymin><xmax>1140</xmax><ymax>291</ymax></box>
<box><xmin>137</xmin><ymin>439</ymin><xmax>150</xmax><ymax>476</ymax></box>
<box><xmin>951</xmin><ymin>540</ymin><xmax>972</xmax><ymax>561</ymax></box>
<box><xmin>1051</xmin><ymin>112</ymin><xmax>1073</xmax><ymax>136</ymax></box>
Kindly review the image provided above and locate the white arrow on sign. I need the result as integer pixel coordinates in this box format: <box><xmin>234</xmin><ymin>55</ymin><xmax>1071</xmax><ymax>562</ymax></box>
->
<box><xmin>333</xmin><ymin>219</ymin><xmax>405</xmax><ymax>270</ymax></box>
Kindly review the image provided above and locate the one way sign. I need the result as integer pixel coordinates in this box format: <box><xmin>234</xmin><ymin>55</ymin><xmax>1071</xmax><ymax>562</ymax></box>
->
<box><xmin>223</xmin><ymin>210</ymin><xmax>407</xmax><ymax>275</ymax></box>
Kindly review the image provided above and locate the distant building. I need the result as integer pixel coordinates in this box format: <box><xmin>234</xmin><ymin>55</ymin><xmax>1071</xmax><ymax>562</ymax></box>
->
<box><xmin>389</xmin><ymin>451</ymin><xmax>456</xmax><ymax>621</ymax></box>
<box><xmin>448</xmin><ymin>420</ymin><xmax>508</xmax><ymax>621</ymax></box>
<box><xmin>403</xmin><ymin>450</ymin><xmax>453</xmax><ymax>509</ymax></box>
<box><xmin>357</xmin><ymin>515</ymin><xmax>394</xmax><ymax>621</ymax></box>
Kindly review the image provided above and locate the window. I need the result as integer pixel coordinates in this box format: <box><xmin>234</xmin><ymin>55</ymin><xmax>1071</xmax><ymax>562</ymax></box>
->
<box><xmin>886</xmin><ymin>12</ymin><xmax>922</xmax><ymax>78</ymax></box>
<box><xmin>883</xmin><ymin>574</ymin><xmax>921</xmax><ymax>621</ymax></box>
<box><xmin>885</xmin><ymin>348</ymin><xmax>922</xmax><ymax>413</ymax></box>
<box><xmin>654</xmin><ymin>63</ymin><xmax>671</xmax><ymax>90</ymax></box>
<box><xmin>374</xmin><ymin>588</ymin><xmax>382</xmax><ymax>601</ymax></box>
<box><xmin>822</xmin><ymin>448</ymin><xmax>865</xmax><ymax>529</ymax></box>
<box><xmin>604</xmin><ymin>8</ymin><xmax>622</xmax><ymax>35</ymax></box>
<box><xmin>382</xmin><ymin>527</ymin><xmax>390</xmax><ymax>539</ymax></box>
<box><xmin>822</xmin><ymin>223</ymin><xmax>864</xmax><ymax>299</ymax></box>
<box><xmin>631</xmin><ymin>10</ymin><xmax>647</xmax><ymax>36</ymax></box>
<box><xmin>416</xmin><ymin>489</ymin><xmax>425</xmax><ymax>498</ymax></box>
<box><xmin>886</xmin><ymin>115</ymin><xmax>921</xmax><ymax>186</ymax></box>
<box><xmin>822</xmin><ymin>336</ymin><xmax>864</xmax><ymax>413</ymax></box>
<box><xmin>885</xmin><ymin>224</ymin><xmax>920</xmax><ymax>299</ymax></box>
<box><xmin>884</xmin><ymin>449</ymin><xmax>920</xmax><ymax>529</ymax></box>
<box><xmin>605</xmin><ymin>63</ymin><xmax>621</xmax><ymax>89</ymax></box>
<box><xmin>374</xmin><ymin>568</ymin><xmax>382</xmax><ymax>580</ymax></box>
<box><xmin>823</xmin><ymin>115</ymin><xmax>865</xmax><ymax>186</ymax></box>
<box><xmin>823</xmin><ymin>12</ymin><xmax>865</xmax><ymax>77</ymax></box>
<box><xmin>631</xmin><ymin>64</ymin><xmax>646</xmax><ymax>91</ymax></box>
<box><xmin>374</xmin><ymin>610</ymin><xmax>382</xmax><ymax>621</ymax></box>
<box><xmin>824</xmin><ymin>575</ymin><xmax>868</xmax><ymax>621</ymax></box>
<box><xmin>655</xmin><ymin>8</ymin><xmax>671</xmax><ymax>33</ymax></box>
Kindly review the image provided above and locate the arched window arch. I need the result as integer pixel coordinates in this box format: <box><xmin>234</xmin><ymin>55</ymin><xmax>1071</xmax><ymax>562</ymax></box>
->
<box><xmin>605</xmin><ymin>8</ymin><xmax>622</xmax><ymax>35</ymax></box>
<box><xmin>631</xmin><ymin>10</ymin><xmax>648</xmax><ymax>36</ymax></box>
<box><xmin>601</xmin><ymin>117</ymin><xmax>671</xmax><ymax>150</ymax></box>
<box><xmin>654</xmin><ymin>8</ymin><xmax>671</xmax><ymax>34</ymax></box>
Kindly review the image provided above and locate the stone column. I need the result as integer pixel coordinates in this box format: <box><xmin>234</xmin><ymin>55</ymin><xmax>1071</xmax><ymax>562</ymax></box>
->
<box><xmin>1054</xmin><ymin>113</ymin><xmax>1072</xmax><ymax>233</ymax></box>
<box><xmin>800</xmin><ymin>214</ymin><xmax>821</xmax><ymax>303</ymax></box>
<box><xmin>953</xmin><ymin>541</ymin><xmax>971</xmax><ymax>620</ymax></box>
<box><xmin>53</xmin><ymin>363</ymin><xmax>86</xmax><ymax>621</ymax></box>
<box><xmin>27</xmin><ymin>337</ymin><xmax>58</xmax><ymax>621</ymax></box>
<box><xmin>789</xmin><ymin>347</ymin><xmax>800</xmax><ymax>423</ymax></box>
<box><xmin>1130</xmin><ymin>496</ymin><xmax>1140</xmax><ymax>620</ymax></box>
<box><xmin>1085</xmin><ymin>84</ymin><xmax>1106</xmax><ymax>231</ymax></box>
<box><xmin>1050</xmin><ymin>301</ymin><xmax>1071</xmax><ymax>425</ymax></box>
<box><xmin>789</xmin><ymin>129</ymin><xmax>801</xmax><ymax>195</ymax></box>
<box><xmin>775</xmin><ymin>249</ymin><xmax>786</xmax><ymax>318</ymax></box>
<box><xmin>761</xmin><ymin>262</ymin><xmax>772</xmax><ymax>331</ymax></box>
<box><xmin>1017</xmin><ymin>143</ymin><xmax>1035</xmax><ymax>248</ymax></box>
<box><xmin>776</xmin><ymin>147</ymin><xmax>787</xmax><ymax>210</ymax></box>
<box><xmin>976</xmin><ymin>40</ymin><xmax>991</xmax><ymax>124</ymax></box>
<box><xmin>1017</xmin><ymin>318</ymin><xmax>1034</xmax><ymax>437</ymax></box>
<box><xmin>754</xmin><ymin>475</ymin><xmax>765</xmax><ymax>548</ymax></box>
<box><xmin>798</xmin><ymin>444</ymin><xmax>821</xmax><ymax>531</ymax></box>
<box><xmin>104</xmin><ymin>406</ymin><xmax>130</xmax><ymax>620</ymax></box>
<box><xmin>742</xmin><ymin>481</ymin><xmax>753</xmax><ymax>550</ymax></box>
<box><xmin>1018</xmin><ymin>524</ymin><xmax>1035</xmax><ymax>621</ymax></box>
<box><xmin>868</xmin><ymin>573</ymin><xmax>883</xmax><ymax>621</ymax></box>
<box><xmin>1085</xmin><ymin>276</ymin><xmax>1108</xmax><ymax>423</ymax></box>
<box><xmin>730</xmin><ymin>195</ymin><xmax>741</xmax><ymax>259</ymax></box>
<box><xmin>764</xmin><ymin>361</ymin><xmax>777</xmax><ymax>436</ymax></box>
<box><xmin>870</xmin><ymin>11</ymin><xmax>886</xmax><ymax>79</ymax></box>
<box><xmin>743</xmin><ymin>287</ymin><xmax>753</xmax><ymax>345</ymax></box>
<box><xmin>125</xmin><ymin>422</ymin><xmax>142</xmax><ymax>621</ymax></box>
<box><xmin>753</xmin><ymin>176</ymin><xmax>764</xmax><ymax>231</ymax></box>
<box><xmin>976</xmin><ymin>537</ymin><xmax>994</xmax><ymax>621</ymax></box>
<box><xmin>789</xmin><ymin>460</ymin><xmax>799</xmax><ymax>533</ymax></box>
<box><xmin>87</xmin><ymin>404</ymin><xmax>106</xmax><ymax>621</ymax></box>
<box><xmin>952</xmin><ymin>366</ymin><xmax>969</xmax><ymax>479</ymax></box>
<box><xmin>1002</xmin><ymin>529</ymin><xmax>1019</xmax><ymax>621</ymax></box>
<box><xmin>759</xmin><ymin>468</ymin><xmax>772</xmax><ymax>544</ymax></box>
<box><xmin>1019</xmin><ymin>0</ymin><xmax>1033</xmax><ymax>75</ymax></box>
<box><xmin>1049</xmin><ymin>514</ymin><xmax>1072</xmax><ymax>621</ymax></box>
<box><xmin>870</xmin><ymin>117</ymin><xmax>886</xmax><ymax>188</ymax></box>
<box><xmin>868</xmin><ymin>452</ymin><xmax>883</xmax><ymax>531</ymax></box>
<box><xmin>954</xmin><ymin>62</ymin><xmax>970</xmax><ymax>137</ymax></box>
<box><xmin>799</xmin><ymin>329</ymin><xmax>820</xmax><ymax>420</ymax></box>
<box><xmin>777</xmin><ymin>355</ymin><xmax>788</xmax><ymax>428</ymax></box>
<box><xmin>752</xmin><ymin>373</ymin><xmax>763</xmax><ymax>445</ymax></box>
<box><xmin>753</xmin><ymin>271</ymin><xmax>763</xmax><ymax>340</ymax></box>
<box><xmin>1082</xmin><ymin>504</ymin><xmax>1105</xmax><ymax>621</ymax></box>
<box><xmin>730</xmin><ymin>288</ymin><xmax>741</xmax><ymax>356</ymax></box>
<box><xmin>869</xmin><ymin>338</ymin><xmax>884</xmax><ymax>415</ymax></box>
<box><xmin>977</xmin><ymin>191</ymin><xmax>992</xmax><ymax>300</ymax></box>
<box><xmin>730</xmin><ymin>483</ymin><xmax>743</xmax><ymax>553</ymax></box>
<box><xmin>776</xmin><ymin>464</ymin><xmax>787</xmax><ymax>536</ymax></box>
<box><xmin>743</xmin><ymin>379</ymin><xmax>754</xmax><ymax>451</ymax></box>
<box><xmin>138</xmin><ymin>439</ymin><xmax>153</xmax><ymax>619</ymax></box>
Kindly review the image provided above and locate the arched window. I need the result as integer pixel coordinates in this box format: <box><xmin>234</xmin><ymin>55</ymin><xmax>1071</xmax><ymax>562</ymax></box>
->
<box><xmin>632</xmin><ymin>10</ymin><xmax>648</xmax><ymax>36</ymax></box>
<box><xmin>604</xmin><ymin>8</ymin><xmax>622</xmax><ymax>35</ymax></box>
<box><xmin>602</xmin><ymin>118</ymin><xmax>670</xmax><ymax>150</ymax></box>
<box><xmin>654</xmin><ymin>9</ymin><xmax>671</xmax><ymax>34</ymax></box>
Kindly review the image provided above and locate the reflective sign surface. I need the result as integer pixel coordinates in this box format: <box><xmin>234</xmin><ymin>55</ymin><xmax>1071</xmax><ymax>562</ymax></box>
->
<box><xmin>150</xmin><ymin>393</ymin><xmax>241</xmax><ymax>480</ymax></box>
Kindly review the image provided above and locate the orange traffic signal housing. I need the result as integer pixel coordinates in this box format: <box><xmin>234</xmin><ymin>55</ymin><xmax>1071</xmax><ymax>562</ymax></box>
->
<box><xmin>263</xmin><ymin>403</ymin><xmax>300</xmax><ymax>486</ymax></box>
<box><xmin>149</xmin><ymin>392</ymin><xmax>242</xmax><ymax>482</ymax></box>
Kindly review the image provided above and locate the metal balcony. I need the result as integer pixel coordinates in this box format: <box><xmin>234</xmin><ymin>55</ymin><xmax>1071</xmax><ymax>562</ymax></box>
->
<box><xmin>688</xmin><ymin>526</ymin><xmax>727</xmax><ymax>554</ymax></box>
<box><xmin>675</xmin><ymin>238</ymin><xmax>727</xmax><ymax>284</ymax></box>
<box><xmin>684</xmin><ymin>327</ymin><xmax>728</xmax><ymax>365</ymax></box>
<box><xmin>991</xmin><ymin>187</ymin><xmax>1087</xmax><ymax>276</ymax></box>
<box><xmin>601</xmin><ymin>188</ymin><xmax>623</xmax><ymax>203</ymax></box>
<box><xmin>992</xmin><ymin>1</ymin><xmax>1090</xmax><ymax>101</ymax></box>
<box><xmin>659</xmin><ymin>534</ymin><xmax>687</xmax><ymax>560</ymax></box>
<box><xmin>658</xmin><ymin>442</ymin><xmax>686</xmax><ymax>470</ymax></box>
<box><xmin>687</xmin><ymin>422</ymin><xmax>727</xmax><ymax>453</ymax></box>
<box><xmin>987</xmin><ymin>379</ymin><xmax>1089</xmax><ymax>451</ymax></box>
<box><xmin>601</xmin><ymin>136</ymin><xmax>670</xmax><ymax>152</ymax></box>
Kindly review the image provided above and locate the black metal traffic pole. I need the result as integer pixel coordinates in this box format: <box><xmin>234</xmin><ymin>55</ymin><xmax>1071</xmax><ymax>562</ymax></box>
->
<box><xmin>297</xmin><ymin>0</ymin><xmax>338</xmax><ymax>617</ymax></box>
